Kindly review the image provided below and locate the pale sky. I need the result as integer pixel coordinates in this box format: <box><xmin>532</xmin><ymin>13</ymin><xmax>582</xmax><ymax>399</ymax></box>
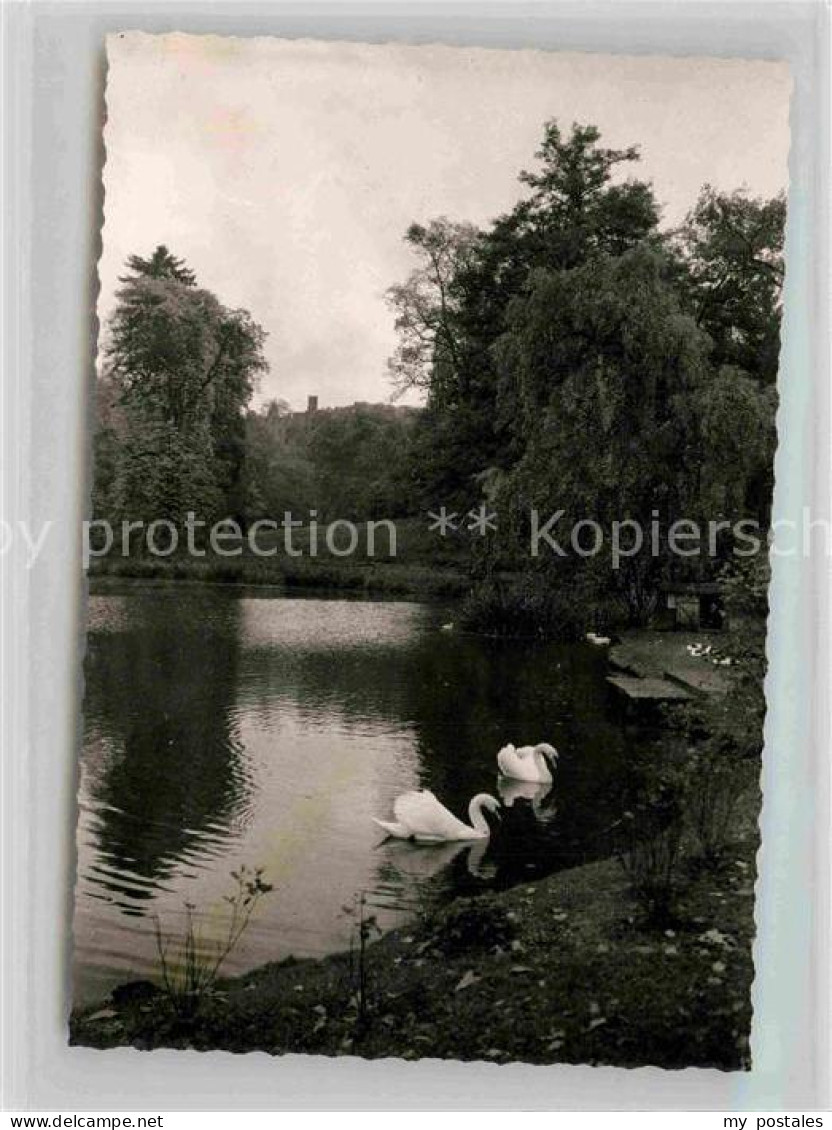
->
<box><xmin>100</xmin><ymin>34</ymin><xmax>791</xmax><ymax>409</ymax></box>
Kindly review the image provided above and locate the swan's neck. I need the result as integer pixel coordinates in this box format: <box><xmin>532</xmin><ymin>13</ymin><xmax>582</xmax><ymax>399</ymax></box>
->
<box><xmin>534</xmin><ymin>748</ymin><xmax>553</xmax><ymax>782</ymax></box>
<box><xmin>468</xmin><ymin>795</ymin><xmax>492</xmax><ymax>834</ymax></box>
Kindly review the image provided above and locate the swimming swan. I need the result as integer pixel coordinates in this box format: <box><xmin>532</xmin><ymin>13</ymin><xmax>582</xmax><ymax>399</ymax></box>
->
<box><xmin>497</xmin><ymin>742</ymin><xmax>559</xmax><ymax>784</ymax></box>
<box><xmin>374</xmin><ymin>790</ymin><xmax>501</xmax><ymax>842</ymax></box>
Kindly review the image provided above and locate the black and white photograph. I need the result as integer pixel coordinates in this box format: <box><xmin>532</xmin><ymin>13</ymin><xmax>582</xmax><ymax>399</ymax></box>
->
<box><xmin>69</xmin><ymin>32</ymin><xmax>792</xmax><ymax>1070</ymax></box>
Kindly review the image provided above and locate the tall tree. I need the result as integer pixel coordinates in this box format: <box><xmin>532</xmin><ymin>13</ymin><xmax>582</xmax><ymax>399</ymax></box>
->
<box><xmin>386</xmin><ymin>219</ymin><xmax>479</xmax><ymax>399</ymax></box>
<box><xmin>492</xmin><ymin>242</ymin><xmax>776</xmax><ymax>618</ymax></box>
<box><xmin>494</xmin><ymin>245</ymin><xmax>713</xmax><ymax>619</ymax></box>
<box><xmin>123</xmin><ymin>244</ymin><xmax>197</xmax><ymax>286</ymax></box>
<box><xmin>104</xmin><ymin>248</ymin><xmax>268</xmax><ymax>530</ymax></box>
<box><xmin>512</xmin><ymin>121</ymin><xmax>660</xmax><ymax>267</ymax></box>
<box><xmin>673</xmin><ymin>186</ymin><xmax>786</xmax><ymax>384</ymax></box>
<box><xmin>388</xmin><ymin>122</ymin><xmax>662</xmax><ymax>505</ymax></box>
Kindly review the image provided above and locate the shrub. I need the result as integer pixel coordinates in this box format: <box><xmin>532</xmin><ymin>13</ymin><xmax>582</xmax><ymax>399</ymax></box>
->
<box><xmin>430</xmin><ymin>895</ymin><xmax>516</xmax><ymax>956</ymax></box>
<box><xmin>685</xmin><ymin>749</ymin><xmax>747</xmax><ymax>868</ymax></box>
<box><xmin>459</xmin><ymin>577</ymin><xmax>585</xmax><ymax>640</ymax></box>
<box><xmin>616</xmin><ymin>764</ymin><xmax>686</xmax><ymax>927</ymax></box>
<box><xmin>153</xmin><ymin>865</ymin><xmax>273</xmax><ymax>1020</ymax></box>
<box><xmin>342</xmin><ymin>891</ymin><xmax>382</xmax><ymax>1030</ymax></box>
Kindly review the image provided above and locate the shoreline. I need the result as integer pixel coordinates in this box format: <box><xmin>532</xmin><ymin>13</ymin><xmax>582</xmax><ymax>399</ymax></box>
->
<box><xmin>87</xmin><ymin>557</ymin><xmax>472</xmax><ymax>600</ymax></box>
<box><xmin>73</xmin><ymin>586</ymin><xmax>759</xmax><ymax>1068</ymax></box>
<box><xmin>70</xmin><ymin>764</ymin><xmax>760</xmax><ymax>1069</ymax></box>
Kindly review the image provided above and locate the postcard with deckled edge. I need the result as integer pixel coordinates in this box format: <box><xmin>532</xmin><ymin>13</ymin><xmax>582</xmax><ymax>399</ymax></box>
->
<box><xmin>70</xmin><ymin>32</ymin><xmax>791</xmax><ymax>1069</ymax></box>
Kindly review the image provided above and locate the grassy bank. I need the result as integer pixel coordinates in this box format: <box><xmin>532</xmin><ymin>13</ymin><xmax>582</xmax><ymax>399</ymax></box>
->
<box><xmin>70</xmin><ymin>762</ymin><xmax>759</xmax><ymax>1069</ymax></box>
<box><xmin>609</xmin><ymin>630</ymin><xmax>733</xmax><ymax>696</ymax></box>
<box><xmin>87</xmin><ymin>518</ymin><xmax>474</xmax><ymax>598</ymax></box>
<box><xmin>89</xmin><ymin>555</ymin><xmax>470</xmax><ymax>599</ymax></box>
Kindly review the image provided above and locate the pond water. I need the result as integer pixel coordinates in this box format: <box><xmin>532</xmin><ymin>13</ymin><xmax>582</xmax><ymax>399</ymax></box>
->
<box><xmin>73</xmin><ymin>583</ymin><xmax>639</xmax><ymax>1005</ymax></box>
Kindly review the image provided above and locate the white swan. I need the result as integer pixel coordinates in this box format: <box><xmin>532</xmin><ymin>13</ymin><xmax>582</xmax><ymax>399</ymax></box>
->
<box><xmin>374</xmin><ymin>790</ymin><xmax>500</xmax><ymax>842</ymax></box>
<box><xmin>497</xmin><ymin>742</ymin><xmax>559</xmax><ymax>784</ymax></box>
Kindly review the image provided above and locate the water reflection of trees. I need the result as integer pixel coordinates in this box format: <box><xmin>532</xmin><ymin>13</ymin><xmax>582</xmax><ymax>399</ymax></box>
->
<box><xmin>82</xmin><ymin>590</ymin><xmax>641</xmax><ymax>918</ymax></box>
<box><xmin>238</xmin><ymin>605</ymin><xmax>634</xmax><ymax>884</ymax></box>
<box><xmin>83</xmin><ymin>591</ymin><xmax>248</xmax><ymax>893</ymax></box>
<box><xmin>409</xmin><ymin>635</ymin><xmax>633</xmax><ymax>878</ymax></box>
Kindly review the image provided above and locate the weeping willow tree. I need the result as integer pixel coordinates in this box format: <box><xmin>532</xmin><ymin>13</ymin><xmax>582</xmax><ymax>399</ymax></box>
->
<box><xmin>386</xmin><ymin>121</ymin><xmax>782</xmax><ymax>630</ymax></box>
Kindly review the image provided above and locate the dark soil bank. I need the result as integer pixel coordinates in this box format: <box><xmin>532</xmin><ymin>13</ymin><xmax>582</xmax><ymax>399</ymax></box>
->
<box><xmin>70</xmin><ymin>768</ymin><xmax>759</xmax><ymax>1070</ymax></box>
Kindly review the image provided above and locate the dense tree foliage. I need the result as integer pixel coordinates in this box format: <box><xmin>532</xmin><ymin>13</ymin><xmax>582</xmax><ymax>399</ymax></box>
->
<box><xmin>92</xmin><ymin>122</ymin><xmax>784</xmax><ymax>630</ymax></box>
<box><xmin>673</xmin><ymin>187</ymin><xmax>785</xmax><ymax>385</ymax></box>
<box><xmin>123</xmin><ymin>245</ymin><xmax>197</xmax><ymax>286</ymax></box>
<box><xmin>95</xmin><ymin>248</ymin><xmax>268</xmax><ymax>533</ymax></box>
<box><xmin>387</xmin><ymin>122</ymin><xmax>665</xmax><ymax>507</ymax></box>
<box><xmin>386</xmin><ymin>121</ymin><xmax>784</xmax><ymax>624</ymax></box>
<box><xmin>243</xmin><ymin>402</ymin><xmax>418</xmax><ymax>522</ymax></box>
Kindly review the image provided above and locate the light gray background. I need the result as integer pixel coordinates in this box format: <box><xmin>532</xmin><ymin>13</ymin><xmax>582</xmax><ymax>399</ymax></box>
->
<box><xmin>1</xmin><ymin>0</ymin><xmax>829</xmax><ymax>1112</ymax></box>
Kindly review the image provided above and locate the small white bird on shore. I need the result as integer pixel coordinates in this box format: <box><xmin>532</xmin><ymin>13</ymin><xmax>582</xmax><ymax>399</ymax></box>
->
<box><xmin>497</xmin><ymin>742</ymin><xmax>559</xmax><ymax>784</ymax></box>
<box><xmin>374</xmin><ymin>790</ymin><xmax>501</xmax><ymax>842</ymax></box>
<box><xmin>688</xmin><ymin>642</ymin><xmax>714</xmax><ymax>659</ymax></box>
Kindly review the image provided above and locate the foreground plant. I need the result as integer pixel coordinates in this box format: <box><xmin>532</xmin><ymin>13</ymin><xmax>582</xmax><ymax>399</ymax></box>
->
<box><xmin>154</xmin><ymin>864</ymin><xmax>273</xmax><ymax>1020</ymax></box>
<box><xmin>616</xmin><ymin>766</ymin><xmax>686</xmax><ymax>927</ymax></box>
<box><xmin>685</xmin><ymin>750</ymin><xmax>746</xmax><ymax>870</ymax></box>
<box><xmin>342</xmin><ymin>891</ymin><xmax>382</xmax><ymax>1032</ymax></box>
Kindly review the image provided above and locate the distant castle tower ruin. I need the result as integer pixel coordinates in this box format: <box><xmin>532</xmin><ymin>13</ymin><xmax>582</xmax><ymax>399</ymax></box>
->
<box><xmin>307</xmin><ymin>395</ymin><xmax>319</xmax><ymax>414</ymax></box>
